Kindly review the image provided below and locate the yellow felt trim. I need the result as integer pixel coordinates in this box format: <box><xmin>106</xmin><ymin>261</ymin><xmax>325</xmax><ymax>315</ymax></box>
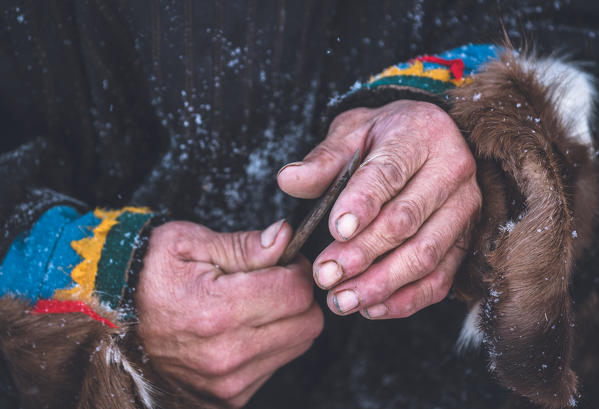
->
<box><xmin>370</xmin><ymin>60</ymin><xmax>471</xmax><ymax>87</ymax></box>
<box><xmin>53</xmin><ymin>206</ymin><xmax>151</xmax><ymax>302</ymax></box>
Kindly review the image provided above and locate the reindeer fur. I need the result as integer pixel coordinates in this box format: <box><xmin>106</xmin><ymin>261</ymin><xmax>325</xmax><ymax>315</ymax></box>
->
<box><xmin>0</xmin><ymin>295</ymin><xmax>219</xmax><ymax>409</ymax></box>
<box><xmin>450</xmin><ymin>50</ymin><xmax>598</xmax><ymax>409</ymax></box>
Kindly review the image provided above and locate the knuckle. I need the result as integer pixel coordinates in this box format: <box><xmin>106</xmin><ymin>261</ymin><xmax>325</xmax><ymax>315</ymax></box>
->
<box><xmin>208</xmin><ymin>376</ymin><xmax>247</xmax><ymax>401</ymax></box>
<box><xmin>193</xmin><ymin>315</ymin><xmax>228</xmax><ymax>338</ymax></box>
<box><xmin>408</xmin><ymin>238</ymin><xmax>441</xmax><ymax>277</ymax></box>
<box><xmin>359</xmin><ymin>152</ymin><xmax>409</xmax><ymax>201</ymax></box>
<box><xmin>418</xmin><ymin>280</ymin><xmax>436</xmax><ymax>309</ymax></box>
<box><xmin>432</xmin><ymin>283</ymin><xmax>450</xmax><ymax>304</ymax></box>
<box><xmin>201</xmin><ymin>352</ymin><xmax>240</xmax><ymax>378</ymax></box>
<box><xmin>378</xmin><ymin>154</ymin><xmax>409</xmax><ymax>194</ymax></box>
<box><xmin>453</xmin><ymin>151</ymin><xmax>477</xmax><ymax>179</ymax></box>
<box><xmin>155</xmin><ymin>222</ymin><xmax>193</xmax><ymax>256</ymax></box>
<box><xmin>389</xmin><ymin>199</ymin><xmax>423</xmax><ymax>238</ymax></box>
<box><xmin>429</xmin><ymin>272</ymin><xmax>451</xmax><ymax>304</ymax></box>
<box><xmin>305</xmin><ymin>305</ymin><xmax>325</xmax><ymax>339</ymax></box>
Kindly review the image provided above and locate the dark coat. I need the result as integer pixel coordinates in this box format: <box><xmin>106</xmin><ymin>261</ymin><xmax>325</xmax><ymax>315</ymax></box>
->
<box><xmin>1</xmin><ymin>1</ymin><xmax>598</xmax><ymax>408</ymax></box>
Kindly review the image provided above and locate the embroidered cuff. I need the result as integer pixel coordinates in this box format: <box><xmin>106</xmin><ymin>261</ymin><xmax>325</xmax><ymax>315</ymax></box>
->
<box><xmin>0</xmin><ymin>206</ymin><xmax>155</xmax><ymax>311</ymax></box>
<box><xmin>323</xmin><ymin>44</ymin><xmax>500</xmax><ymax>132</ymax></box>
<box><xmin>363</xmin><ymin>44</ymin><xmax>499</xmax><ymax>95</ymax></box>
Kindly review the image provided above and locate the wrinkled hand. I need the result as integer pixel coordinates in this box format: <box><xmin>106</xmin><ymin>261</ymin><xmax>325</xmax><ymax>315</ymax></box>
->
<box><xmin>135</xmin><ymin>220</ymin><xmax>323</xmax><ymax>408</ymax></box>
<box><xmin>278</xmin><ymin>100</ymin><xmax>481</xmax><ymax>319</ymax></box>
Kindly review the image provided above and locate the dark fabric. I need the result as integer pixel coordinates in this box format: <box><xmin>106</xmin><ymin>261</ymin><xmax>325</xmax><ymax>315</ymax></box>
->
<box><xmin>1</xmin><ymin>1</ymin><xmax>598</xmax><ymax>408</ymax></box>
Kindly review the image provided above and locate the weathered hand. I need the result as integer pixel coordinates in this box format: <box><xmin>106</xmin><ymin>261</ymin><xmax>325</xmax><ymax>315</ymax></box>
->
<box><xmin>278</xmin><ymin>100</ymin><xmax>481</xmax><ymax>319</ymax></box>
<box><xmin>135</xmin><ymin>220</ymin><xmax>323</xmax><ymax>408</ymax></box>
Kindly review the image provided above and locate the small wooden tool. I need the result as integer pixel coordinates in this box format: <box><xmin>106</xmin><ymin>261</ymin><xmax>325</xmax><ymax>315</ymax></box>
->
<box><xmin>278</xmin><ymin>149</ymin><xmax>361</xmax><ymax>265</ymax></box>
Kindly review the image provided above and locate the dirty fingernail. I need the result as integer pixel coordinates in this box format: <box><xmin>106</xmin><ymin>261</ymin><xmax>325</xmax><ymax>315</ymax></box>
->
<box><xmin>333</xmin><ymin>290</ymin><xmax>359</xmax><ymax>313</ymax></box>
<box><xmin>364</xmin><ymin>303</ymin><xmax>388</xmax><ymax>319</ymax></box>
<box><xmin>316</xmin><ymin>261</ymin><xmax>343</xmax><ymax>288</ymax></box>
<box><xmin>336</xmin><ymin>213</ymin><xmax>359</xmax><ymax>240</ymax></box>
<box><xmin>277</xmin><ymin>161</ymin><xmax>304</xmax><ymax>177</ymax></box>
<box><xmin>261</xmin><ymin>219</ymin><xmax>285</xmax><ymax>248</ymax></box>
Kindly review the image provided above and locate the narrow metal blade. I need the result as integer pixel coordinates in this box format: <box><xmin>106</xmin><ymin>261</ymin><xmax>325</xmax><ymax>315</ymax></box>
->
<box><xmin>278</xmin><ymin>149</ymin><xmax>361</xmax><ymax>265</ymax></box>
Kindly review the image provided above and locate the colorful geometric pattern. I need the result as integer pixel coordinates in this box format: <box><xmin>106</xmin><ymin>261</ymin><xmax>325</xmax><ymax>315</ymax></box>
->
<box><xmin>0</xmin><ymin>205</ymin><xmax>154</xmax><ymax>325</ymax></box>
<box><xmin>363</xmin><ymin>44</ymin><xmax>499</xmax><ymax>95</ymax></box>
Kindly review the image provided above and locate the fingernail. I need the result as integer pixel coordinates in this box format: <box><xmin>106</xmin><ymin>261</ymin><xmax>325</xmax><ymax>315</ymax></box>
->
<box><xmin>261</xmin><ymin>219</ymin><xmax>285</xmax><ymax>248</ymax></box>
<box><xmin>364</xmin><ymin>303</ymin><xmax>388</xmax><ymax>319</ymax></box>
<box><xmin>336</xmin><ymin>213</ymin><xmax>359</xmax><ymax>240</ymax></box>
<box><xmin>333</xmin><ymin>290</ymin><xmax>359</xmax><ymax>313</ymax></box>
<box><xmin>316</xmin><ymin>261</ymin><xmax>343</xmax><ymax>288</ymax></box>
<box><xmin>277</xmin><ymin>161</ymin><xmax>304</xmax><ymax>177</ymax></box>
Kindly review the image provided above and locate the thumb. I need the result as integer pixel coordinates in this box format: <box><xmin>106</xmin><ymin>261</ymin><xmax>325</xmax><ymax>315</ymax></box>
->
<box><xmin>209</xmin><ymin>219</ymin><xmax>292</xmax><ymax>272</ymax></box>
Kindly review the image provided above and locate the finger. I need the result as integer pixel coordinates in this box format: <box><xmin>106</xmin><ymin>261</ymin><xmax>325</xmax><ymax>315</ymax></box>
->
<box><xmin>166</xmin><ymin>219</ymin><xmax>293</xmax><ymax>273</ymax></box>
<box><xmin>187</xmin><ymin>295</ymin><xmax>322</xmax><ymax>364</ymax></box>
<box><xmin>151</xmin><ymin>302</ymin><xmax>321</xmax><ymax>382</ymax></box>
<box><xmin>325</xmin><ymin>183</ymin><xmax>479</xmax><ymax>314</ymax></box>
<box><xmin>224</xmin><ymin>341</ymin><xmax>313</xmax><ymax>407</ymax></box>
<box><xmin>226</xmin><ymin>373</ymin><xmax>272</xmax><ymax>409</ymax></box>
<box><xmin>188</xmin><ymin>257</ymin><xmax>319</xmax><ymax>331</ymax></box>
<box><xmin>161</xmin><ymin>341</ymin><xmax>313</xmax><ymax>405</ymax></box>
<box><xmin>314</xmin><ymin>163</ymin><xmax>466</xmax><ymax>289</ymax></box>
<box><xmin>277</xmin><ymin>109</ymin><xmax>373</xmax><ymax>199</ymax></box>
<box><xmin>360</xmin><ymin>244</ymin><xmax>466</xmax><ymax>319</ymax></box>
<box><xmin>326</xmin><ymin>139</ymin><xmax>430</xmax><ymax>242</ymax></box>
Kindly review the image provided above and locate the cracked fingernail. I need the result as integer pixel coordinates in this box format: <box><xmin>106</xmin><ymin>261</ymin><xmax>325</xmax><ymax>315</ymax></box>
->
<box><xmin>365</xmin><ymin>303</ymin><xmax>388</xmax><ymax>319</ymax></box>
<box><xmin>336</xmin><ymin>213</ymin><xmax>359</xmax><ymax>240</ymax></box>
<box><xmin>277</xmin><ymin>161</ymin><xmax>304</xmax><ymax>177</ymax></box>
<box><xmin>261</xmin><ymin>219</ymin><xmax>285</xmax><ymax>248</ymax></box>
<box><xmin>316</xmin><ymin>261</ymin><xmax>343</xmax><ymax>288</ymax></box>
<box><xmin>333</xmin><ymin>290</ymin><xmax>359</xmax><ymax>313</ymax></box>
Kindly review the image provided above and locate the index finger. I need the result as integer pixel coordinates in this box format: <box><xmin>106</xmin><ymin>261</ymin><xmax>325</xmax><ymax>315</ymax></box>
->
<box><xmin>277</xmin><ymin>109</ymin><xmax>373</xmax><ymax>199</ymax></box>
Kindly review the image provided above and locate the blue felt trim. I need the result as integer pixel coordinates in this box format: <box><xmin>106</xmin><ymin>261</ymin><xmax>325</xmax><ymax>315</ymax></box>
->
<box><xmin>437</xmin><ymin>44</ymin><xmax>500</xmax><ymax>76</ymax></box>
<box><xmin>388</xmin><ymin>44</ymin><xmax>499</xmax><ymax>77</ymax></box>
<box><xmin>0</xmin><ymin>206</ymin><xmax>100</xmax><ymax>302</ymax></box>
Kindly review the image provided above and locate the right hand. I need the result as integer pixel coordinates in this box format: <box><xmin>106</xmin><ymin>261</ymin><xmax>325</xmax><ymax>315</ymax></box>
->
<box><xmin>135</xmin><ymin>220</ymin><xmax>324</xmax><ymax>408</ymax></box>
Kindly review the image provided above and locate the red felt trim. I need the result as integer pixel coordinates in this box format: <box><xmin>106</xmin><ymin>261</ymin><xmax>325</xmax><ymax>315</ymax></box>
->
<box><xmin>31</xmin><ymin>299</ymin><xmax>119</xmax><ymax>328</ymax></box>
<box><xmin>415</xmin><ymin>55</ymin><xmax>465</xmax><ymax>80</ymax></box>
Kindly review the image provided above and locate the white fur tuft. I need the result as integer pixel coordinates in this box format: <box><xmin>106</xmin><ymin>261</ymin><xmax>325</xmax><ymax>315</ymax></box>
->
<box><xmin>456</xmin><ymin>301</ymin><xmax>483</xmax><ymax>354</ymax></box>
<box><xmin>520</xmin><ymin>56</ymin><xmax>596</xmax><ymax>149</ymax></box>
<box><xmin>106</xmin><ymin>341</ymin><xmax>156</xmax><ymax>409</ymax></box>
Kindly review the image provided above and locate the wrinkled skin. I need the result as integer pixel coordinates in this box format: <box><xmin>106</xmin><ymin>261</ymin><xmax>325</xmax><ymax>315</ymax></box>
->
<box><xmin>135</xmin><ymin>100</ymin><xmax>479</xmax><ymax>407</ymax></box>
<box><xmin>135</xmin><ymin>220</ymin><xmax>323</xmax><ymax>408</ymax></box>
<box><xmin>278</xmin><ymin>100</ymin><xmax>481</xmax><ymax>319</ymax></box>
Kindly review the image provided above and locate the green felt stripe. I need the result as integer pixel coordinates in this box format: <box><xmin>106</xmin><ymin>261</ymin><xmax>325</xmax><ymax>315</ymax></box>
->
<box><xmin>94</xmin><ymin>212</ymin><xmax>153</xmax><ymax>309</ymax></box>
<box><xmin>365</xmin><ymin>75</ymin><xmax>455</xmax><ymax>94</ymax></box>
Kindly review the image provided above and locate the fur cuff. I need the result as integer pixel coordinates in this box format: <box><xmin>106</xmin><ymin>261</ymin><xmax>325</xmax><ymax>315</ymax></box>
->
<box><xmin>449</xmin><ymin>50</ymin><xmax>598</xmax><ymax>408</ymax></box>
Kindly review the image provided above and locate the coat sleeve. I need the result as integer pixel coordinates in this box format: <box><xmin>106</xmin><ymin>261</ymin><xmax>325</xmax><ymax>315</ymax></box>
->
<box><xmin>0</xmin><ymin>204</ymin><xmax>157</xmax><ymax>317</ymax></box>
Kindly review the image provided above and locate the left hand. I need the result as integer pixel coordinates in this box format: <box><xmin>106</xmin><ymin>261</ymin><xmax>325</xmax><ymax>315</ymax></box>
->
<box><xmin>278</xmin><ymin>100</ymin><xmax>481</xmax><ymax>319</ymax></box>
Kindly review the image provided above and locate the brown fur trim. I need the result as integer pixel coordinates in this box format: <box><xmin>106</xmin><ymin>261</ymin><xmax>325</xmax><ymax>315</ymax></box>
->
<box><xmin>449</xmin><ymin>51</ymin><xmax>598</xmax><ymax>408</ymax></box>
<box><xmin>0</xmin><ymin>296</ymin><xmax>151</xmax><ymax>409</ymax></box>
<box><xmin>0</xmin><ymin>296</ymin><xmax>218</xmax><ymax>409</ymax></box>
